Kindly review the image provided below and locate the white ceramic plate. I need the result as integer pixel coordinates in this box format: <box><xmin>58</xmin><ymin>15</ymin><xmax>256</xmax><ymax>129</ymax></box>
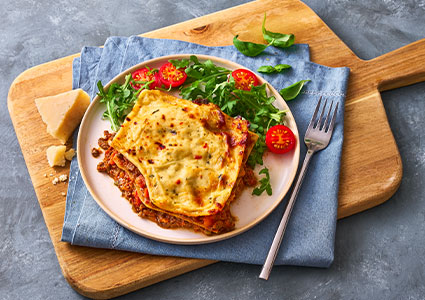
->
<box><xmin>78</xmin><ymin>54</ymin><xmax>300</xmax><ymax>245</ymax></box>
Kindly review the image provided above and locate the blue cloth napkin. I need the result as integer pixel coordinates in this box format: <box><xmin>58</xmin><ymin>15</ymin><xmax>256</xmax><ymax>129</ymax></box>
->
<box><xmin>62</xmin><ymin>36</ymin><xmax>349</xmax><ymax>267</ymax></box>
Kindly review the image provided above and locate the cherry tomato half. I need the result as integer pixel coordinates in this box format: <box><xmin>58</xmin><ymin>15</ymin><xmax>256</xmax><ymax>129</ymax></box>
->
<box><xmin>265</xmin><ymin>125</ymin><xmax>296</xmax><ymax>154</ymax></box>
<box><xmin>158</xmin><ymin>62</ymin><xmax>187</xmax><ymax>88</ymax></box>
<box><xmin>130</xmin><ymin>68</ymin><xmax>161</xmax><ymax>90</ymax></box>
<box><xmin>231</xmin><ymin>69</ymin><xmax>259</xmax><ymax>91</ymax></box>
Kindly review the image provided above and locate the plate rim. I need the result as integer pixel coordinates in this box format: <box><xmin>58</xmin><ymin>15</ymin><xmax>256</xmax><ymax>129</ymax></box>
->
<box><xmin>77</xmin><ymin>54</ymin><xmax>300</xmax><ymax>245</ymax></box>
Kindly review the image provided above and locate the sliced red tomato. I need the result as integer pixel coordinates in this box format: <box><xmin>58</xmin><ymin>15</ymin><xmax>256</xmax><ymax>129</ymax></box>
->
<box><xmin>158</xmin><ymin>62</ymin><xmax>187</xmax><ymax>88</ymax></box>
<box><xmin>231</xmin><ymin>69</ymin><xmax>259</xmax><ymax>91</ymax></box>
<box><xmin>265</xmin><ymin>125</ymin><xmax>296</xmax><ymax>154</ymax></box>
<box><xmin>130</xmin><ymin>67</ymin><xmax>161</xmax><ymax>90</ymax></box>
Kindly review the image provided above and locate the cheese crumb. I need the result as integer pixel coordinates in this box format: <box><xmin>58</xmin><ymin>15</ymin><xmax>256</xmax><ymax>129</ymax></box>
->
<box><xmin>46</xmin><ymin>145</ymin><xmax>66</xmax><ymax>167</ymax></box>
<box><xmin>44</xmin><ymin>174</ymin><xmax>47</xmax><ymax>178</ymax></box>
<box><xmin>61</xmin><ymin>192</ymin><xmax>66</xmax><ymax>196</ymax></box>
<box><xmin>35</xmin><ymin>89</ymin><xmax>90</xmax><ymax>144</ymax></box>
<box><xmin>52</xmin><ymin>174</ymin><xmax>67</xmax><ymax>185</ymax></box>
<box><xmin>64</xmin><ymin>148</ymin><xmax>75</xmax><ymax>161</ymax></box>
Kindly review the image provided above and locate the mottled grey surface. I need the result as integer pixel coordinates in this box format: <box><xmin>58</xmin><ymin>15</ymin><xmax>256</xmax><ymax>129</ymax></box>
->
<box><xmin>1</xmin><ymin>0</ymin><xmax>425</xmax><ymax>299</ymax></box>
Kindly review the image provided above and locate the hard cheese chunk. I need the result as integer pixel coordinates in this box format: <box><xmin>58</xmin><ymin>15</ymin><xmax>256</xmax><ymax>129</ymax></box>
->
<box><xmin>46</xmin><ymin>145</ymin><xmax>67</xmax><ymax>167</ymax></box>
<box><xmin>64</xmin><ymin>148</ymin><xmax>75</xmax><ymax>161</ymax></box>
<box><xmin>46</xmin><ymin>146</ymin><xmax>75</xmax><ymax>167</ymax></box>
<box><xmin>35</xmin><ymin>89</ymin><xmax>90</xmax><ymax>143</ymax></box>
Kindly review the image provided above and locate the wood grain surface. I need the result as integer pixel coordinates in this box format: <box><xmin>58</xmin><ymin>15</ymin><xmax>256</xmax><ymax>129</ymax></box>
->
<box><xmin>7</xmin><ymin>0</ymin><xmax>425</xmax><ymax>298</ymax></box>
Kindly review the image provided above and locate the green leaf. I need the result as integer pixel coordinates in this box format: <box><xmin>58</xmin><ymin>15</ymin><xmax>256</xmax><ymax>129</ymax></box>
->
<box><xmin>96</xmin><ymin>75</ymin><xmax>143</xmax><ymax>132</ymax></box>
<box><xmin>252</xmin><ymin>167</ymin><xmax>272</xmax><ymax>196</ymax></box>
<box><xmin>257</xmin><ymin>65</ymin><xmax>276</xmax><ymax>73</ymax></box>
<box><xmin>275</xmin><ymin>64</ymin><xmax>292</xmax><ymax>72</ymax></box>
<box><xmin>259</xmin><ymin>168</ymin><xmax>269</xmax><ymax>175</ymax></box>
<box><xmin>204</xmin><ymin>77</ymin><xmax>217</xmax><ymax>94</ymax></box>
<box><xmin>262</xmin><ymin>13</ymin><xmax>295</xmax><ymax>48</ymax></box>
<box><xmin>204</xmin><ymin>59</ymin><xmax>217</xmax><ymax>71</ymax></box>
<box><xmin>189</xmin><ymin>55</ymin><xmax>200</xmax><ymax>65</ymax></box>
<box><xmin>279</xmin><ymin>79</ymin><xmax>310</xmax><ymax>101</ymax></box>
<box><xmin>169</xmin><ymin>59</ymin><xmax>189</xmax><ymax>69</ymax></box>
<box><xmin>97</xmin><ymin>81</ymin><xmax>107</xmax><ymax>99</ymax></box>
<box><xmin>257</xmin><ymin>64</ymin><xmax>291</xmax><ymax>73</ymax></box>
<box><xmin>233</xmin><ymin>35</ymin><xmax>270</xmax><ymax>57</ymax></box>
<box><xmin>185</xmin><ymin>67</ymin><xmax>203</xmax><ymax>79</ymax></box>
<box><xmin>123</xmin><ymin>89</ymin><xmax>131</xmax><ymax>98</ymax></box>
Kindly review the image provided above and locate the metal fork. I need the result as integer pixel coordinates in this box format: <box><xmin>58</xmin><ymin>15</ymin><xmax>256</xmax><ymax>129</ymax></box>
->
<box><xmin>259</xmin><ymin>97</ymin><xmax>339</xmax><ymax>280</ymax></box>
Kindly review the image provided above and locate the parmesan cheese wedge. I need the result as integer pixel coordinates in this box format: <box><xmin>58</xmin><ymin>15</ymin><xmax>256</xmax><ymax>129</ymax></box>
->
<box><xmin>35</xmin><ymin>89</ymin><xmax>90</xmax><ymax>143</ymax></box>
<box><xmin>46</xmin><ymin>145</ymin><xmax>67</xmax><ymax>167</ymax></box>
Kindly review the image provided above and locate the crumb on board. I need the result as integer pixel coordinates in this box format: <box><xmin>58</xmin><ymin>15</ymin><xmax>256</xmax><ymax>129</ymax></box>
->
<box><xmin>52</xmin><ymin>174</ymin><xmax>68</xmax><ymax>185</ymax></box>
<box><xmin>61</xmin><ymin>192</ymin><xmax>66</xmax><ymax>196</ymax></box>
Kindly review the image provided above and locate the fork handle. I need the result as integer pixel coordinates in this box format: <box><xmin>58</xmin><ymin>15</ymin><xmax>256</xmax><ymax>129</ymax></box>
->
<box><xmin>259</xmin><ymin>149</ymin><xmax>314</xmax><ymax>280</ymax></box>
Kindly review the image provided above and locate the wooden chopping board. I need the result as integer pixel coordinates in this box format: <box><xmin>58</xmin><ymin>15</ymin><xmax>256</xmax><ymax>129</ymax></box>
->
<box><xmin>7</xmin><ymin>0</ymin><xmax>425</xmax><ymax>298</ymax></box>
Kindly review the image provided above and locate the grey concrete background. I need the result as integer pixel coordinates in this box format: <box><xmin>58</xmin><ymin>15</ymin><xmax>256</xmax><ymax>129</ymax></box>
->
<box><xmin>1</xmin><ymin>0</ymin><xmax>425</xmax><ymax>299</ymax></box>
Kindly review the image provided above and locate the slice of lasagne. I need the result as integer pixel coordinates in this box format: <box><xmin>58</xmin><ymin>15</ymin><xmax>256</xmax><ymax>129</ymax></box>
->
<box><xmin>97</xmin><ymin>90</ymin><xmax>257</xmax><ymax>234</ymax></box>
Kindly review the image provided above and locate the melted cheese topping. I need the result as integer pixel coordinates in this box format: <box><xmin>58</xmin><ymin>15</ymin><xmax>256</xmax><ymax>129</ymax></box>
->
<box><xmin>111</xmin><ymin>90</ymin><xmax>250</xmax><ymax>216</ymax></box>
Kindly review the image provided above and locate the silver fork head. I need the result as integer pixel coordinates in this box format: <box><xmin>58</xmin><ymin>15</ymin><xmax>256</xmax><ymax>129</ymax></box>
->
<box><xmin>304</xmin><ymin>96</ymin><xmax>339</xmax><ymax>152</ymax></box>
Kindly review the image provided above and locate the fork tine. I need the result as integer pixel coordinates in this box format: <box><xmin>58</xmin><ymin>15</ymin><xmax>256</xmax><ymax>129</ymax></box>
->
<box><xmin>307</xmin><ymin>96</ymin><xmax>322</xmax><ymax>130</ymax></box>
<box><xmin>327</xmin><ymin>102</ymin><xmax>339</xmax><ymax>133</ymax></box>
<box><xmin>322</xmin><ymin>101</ymin><xmax>334</xmax><ymax>131</ymax></box>
<box><xmin>316</xmin><ymin>98</ymin><xmax>328</xmax><ymax>129</ymax></box>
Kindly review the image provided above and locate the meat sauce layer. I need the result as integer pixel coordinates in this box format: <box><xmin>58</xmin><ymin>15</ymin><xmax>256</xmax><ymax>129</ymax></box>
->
<box><xmin>96</xmin><ymin>131</ymin><xmax>257</xmax><ymax>235</ymax></box>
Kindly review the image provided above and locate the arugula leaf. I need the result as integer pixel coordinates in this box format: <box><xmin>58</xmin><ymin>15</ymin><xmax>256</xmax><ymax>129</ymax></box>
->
<box><xmin>252</xmin><ymin>167</ymin><xmax>272</xmax><ymax>196</ymax></box>
<box><xmin>233</xmin><ymin>35</ymin><xmax>270</xmax><ymax>57</ymax></box>
<box><xmin>279</xmin><ymin>79</ymin><xmax>310</xmax><ymax>101</ymax></box>
<box><xmin>247</xmin><ymin>137</ymin><xmax>267</xmax><ymax>167</ymax></box>
<box><xmin>262</xmin><ymin>13</ymin><xmax>295</xmax><ymax>48</ymax></box>
<box><xmin>257</xmin><ymin>64</ymin><xmax>291</xmax><ymax>73</ymax></box>
<box><xmin>178</xmin><ymin>57</ymin><xmax>232</xmax><ymax>106</ymax></box>
<box><xmin>169</xmin><ymin>58</ymin><xmax>190</xmax><ymax>69</ymax></box>
<box><xmin>97</xmin><ymin>74</ymin><xmax>150</xmax><ymax>131</ymax></box>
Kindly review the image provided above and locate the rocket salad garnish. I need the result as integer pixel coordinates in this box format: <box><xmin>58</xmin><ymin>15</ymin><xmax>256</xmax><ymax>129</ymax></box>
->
<box><xmin>96</xmin><ymin>55</ymin><xmax>305</xmax><ymax>196</ymax></box>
